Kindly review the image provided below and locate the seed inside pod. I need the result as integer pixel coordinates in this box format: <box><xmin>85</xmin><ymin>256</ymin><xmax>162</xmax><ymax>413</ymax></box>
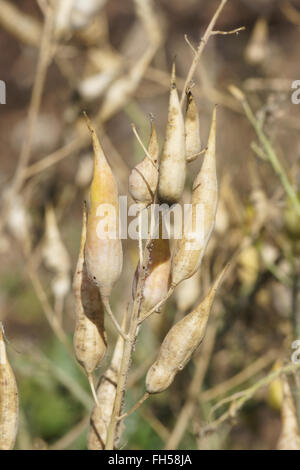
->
<box><xmin>145</xmin><ymin>264</ymin><xmax>228</xmax><ymax>394</ymax></box>
<box><xmin>158</xmin><ymin>62</ymin><xmax>186</xmax><ymax>204</ymax></box>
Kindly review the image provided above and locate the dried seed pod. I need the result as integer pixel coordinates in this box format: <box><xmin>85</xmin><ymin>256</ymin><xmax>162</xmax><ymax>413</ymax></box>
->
<box><xmin>87</xmin><ymin>327</ymin><xmax>125</xmax><ymax>450</ymax></box>
<box><xmin>84</xmin><ymin>117</ymin><xmax>123</xmax><ymax>300</ymax></box>
<box><xmin>73</xmin><ymin>205</ymin><xmax>107</xmax><ymax>375</ymax></box>
<box><xmin>277</xmin><ymin>376</ymin><xmax>300</xmax><ymax>450</ymax></box>
<box><xmin>185</xmin><ymin>91</ymin><xmax>201</xmax><ymax>163</ymax></box>
<box><xmin>158</xmin><ymin>63</ymin><xmax>186</xmax><ymax>204</ymax></box>
<box><xmin>146</xmin><ymin>265</ymin><xmax>227</xmax><ymax>394</ymax></box>
<box><xmin>171</xmin><ymin>107</ymin><xmax>217</xmax><ymax>287</ymax></box>
<box><xmin>129</xmin><ymin>122</ymin><xmax>159</xmax><ymax>206</ymax></box>
<box><xmin>0</xmin><ymin>327</ymin><xmax>19</xmax><ymax>450</ymax></box>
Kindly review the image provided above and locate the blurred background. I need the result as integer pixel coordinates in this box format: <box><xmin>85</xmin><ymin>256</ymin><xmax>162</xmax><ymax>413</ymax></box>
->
<box><xmin>0</xmin><ymin>0</ymin><xmax>300</xmax><ymax>450</ymax></box>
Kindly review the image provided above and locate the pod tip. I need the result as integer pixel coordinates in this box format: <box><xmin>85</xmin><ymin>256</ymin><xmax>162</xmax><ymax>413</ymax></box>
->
<box><xmin>171</xmin><ymin>59</ymin><xmax>177</xmax><ymax>88</ymax></box>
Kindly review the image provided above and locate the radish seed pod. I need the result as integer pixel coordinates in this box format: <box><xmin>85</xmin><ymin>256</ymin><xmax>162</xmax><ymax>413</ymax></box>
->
<box><xmin>84</xmin><ymin>117</ymin><xmax>123</xmax><ymax>299</ymax></box>
<box><xmin>171</xmin><ymin>106</ymin><xmax>217</xmax><ymax>287</ymax></box>
<box><xmin>158</xmin><ymin>63</ymin><xmax>186</xmax><ymax>204</ymax></box>
<box><xmin>73</xmin><ymin>205</ymin><xmax>107</xmax><ymax>374</ymax></box>
<box><xmin>146</xmin><ymin>265</ymin><xmax>227</xmax><ymax>394</ymax></box>
<box><xmin>0</xmin><ymin>327</ymin><xmax>19</xmax><ymax>450</ymax></box>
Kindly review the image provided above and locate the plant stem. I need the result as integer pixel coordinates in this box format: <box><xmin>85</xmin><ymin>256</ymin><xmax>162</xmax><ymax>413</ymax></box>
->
<box><xmin>105</xmin><ymin>240</ymin><xmax>152</xmax><ymax>449</ymax></box>
<box><xmin>230</xmin><ymin>86</ymin><xmax>300</xmax><ymax>217</ymax></box>
<box><xmin>105</xmin><ymin>304</ymin><xmax>141</xmax><ymax>449</ymax></box>
<box><xmin>180</xmin><ymin>0</ymin><xmax>228</xmax><ymax>107</ymax></box>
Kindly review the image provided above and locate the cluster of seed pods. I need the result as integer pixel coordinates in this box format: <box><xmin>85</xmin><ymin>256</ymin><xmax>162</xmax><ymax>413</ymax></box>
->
<box><xmin>73</xmin><ymin>63</ymin><xmax>221</xmax><ymax>448</ymax></box>
<box><xmin>128</xmin><ymin>64</ymin><xmax>221</xmax><ymax>396</ymax></box>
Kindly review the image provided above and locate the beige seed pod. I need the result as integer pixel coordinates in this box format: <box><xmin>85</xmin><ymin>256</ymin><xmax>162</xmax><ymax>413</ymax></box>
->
<box><xmin>158</xmin><ymin>63</ymin><xmax>186</xmax><ymax>204</ymax></box>
<box><xmin>171</xmin><ymin>107</ymin><xmax>217</xmax><ymax>288</ymax></box>
<box><xmin>87</xmin><ymin>326</ymin><xmax>125</xmax><ymax>450</ymax></box>
<box><xmin>73</xmin><ymin>204</ymin><xmax>107</xmax><ymax>376</ymax></box>
<box><xmin>84</xmin><ymin>116</ymin><xmax>123</xmax><ymax>300</ymax></box>
<box><xmin>277</xmin><ymin>376</ymin><xmax>300</xmax><ymax>450</ymax></box>
<box><xmin>0</xmin><ymin>326</ymin><xmax>19</xmax><ymax>450</ymax></box>
<box><xmin>146</xmin><ymin>265</ymin><xmax>227</xmax><ymax>394</ymax></box>
<box><xmin>129</xmin><ymin>122</ymin><xmax>159</xmax><ymax>206</ymax></box>
<box><xmin>185</xmin><ymin>91</ymin><xmax>201</xmax><ymax>163</ymax></box>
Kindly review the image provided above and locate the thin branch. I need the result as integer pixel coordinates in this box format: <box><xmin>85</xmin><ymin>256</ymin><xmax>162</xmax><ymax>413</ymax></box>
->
<box><xmin>200</xmin><ymin>349</ymin><xmax>277</xmax><ymax>402</ymax></box>
<box><xmin>139</xmin><ymin>285</ymin><xmax>175</xmax><ymax>324</ymax></box>
<box><xmin>131</xmin><ymin>123</ymin><xmax>157</xmax><ymax>169</ymax></box>
<box><xmin>102</xmin><ymin>298</ymin><xmax>129</xmax><ymax>341</ymax></box>
<box><xmin>184</xmin><ymin>34</ymin><xmax>197</xmax><ymax>55</ymax></box>
<box><xmin>211</xmin><ymin>26</ymin><xmax>245</xmax><ymax>36</ymax></box>
<box><xmin>200</xmin><ymin>359</ymin><xmax>300</xmax><ymax>437</ymax></box>
<box><xmin>23</xmin><ymin>137</ymin><xmax>85</xmax><ymax>180</ymax></box>
<box><xmin>118</xmin><ymin>392</ymin><xmax>150</xmax><ymax>421</ymax></box>
<box><xmin>12</xmin><ymin>3</ymin><xmax>55</xmax><ymax>194</ymax></box>
<box><xmin>229</xmin><ymin>85</ymin><xmax>300</xmax><ymax>217</ymax></box>
<box><xmin>87</xmin><ymin>373</ymin><xmax>100</xmax><ymax>407</ymax></box>
<box><xmin>180</xmin><ymin>0</ymin><xmax>229</xmax><ymax>107</ymax></box>
<box><xmin>105</xmin><ymin>236</ymin><xmax>154</xmax><ymax>448</ymax></box>
<box><xmin>187</xmin><ymin>146</ymin><xmax>207</xmax><ymax>163</ymax></box>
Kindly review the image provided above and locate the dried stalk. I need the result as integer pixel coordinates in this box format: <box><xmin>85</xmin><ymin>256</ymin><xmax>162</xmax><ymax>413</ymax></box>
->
<box><xmin>12</xmin><ymin>3</ymin><xmax>55</xmax><ymax>194</ymax></box>
<box><xmin>229</xmin><ymin>85</ymin><xmax>300</xmax><ymax>218</ymax></box>
<box><xmin>200</xmin><ymin>359</ymin><xmax>300</xmax><ymax>437</ymax></box>
<box><xmin>180</xmin><ymin>0</ymin><xmax>228</xmax><ymax>107</ymax></box>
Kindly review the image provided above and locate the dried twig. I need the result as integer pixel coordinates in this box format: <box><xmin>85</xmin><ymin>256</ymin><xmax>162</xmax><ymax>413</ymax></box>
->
<box><xmin>180</xmin><ymin>0</ymin><xmax>231</xmax><ymax>107</ymax></box>
<box><xmin>229</xmin><ymin>85</ymin><xmax>300</xmax><ymax>217</ymax></box>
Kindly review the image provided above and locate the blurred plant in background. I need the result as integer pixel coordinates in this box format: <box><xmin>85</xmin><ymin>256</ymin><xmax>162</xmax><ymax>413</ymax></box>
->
<box><xmin>0</xmin><ymin>0</ymin><xmax>300</xmax><ymax>450</ymax></box>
